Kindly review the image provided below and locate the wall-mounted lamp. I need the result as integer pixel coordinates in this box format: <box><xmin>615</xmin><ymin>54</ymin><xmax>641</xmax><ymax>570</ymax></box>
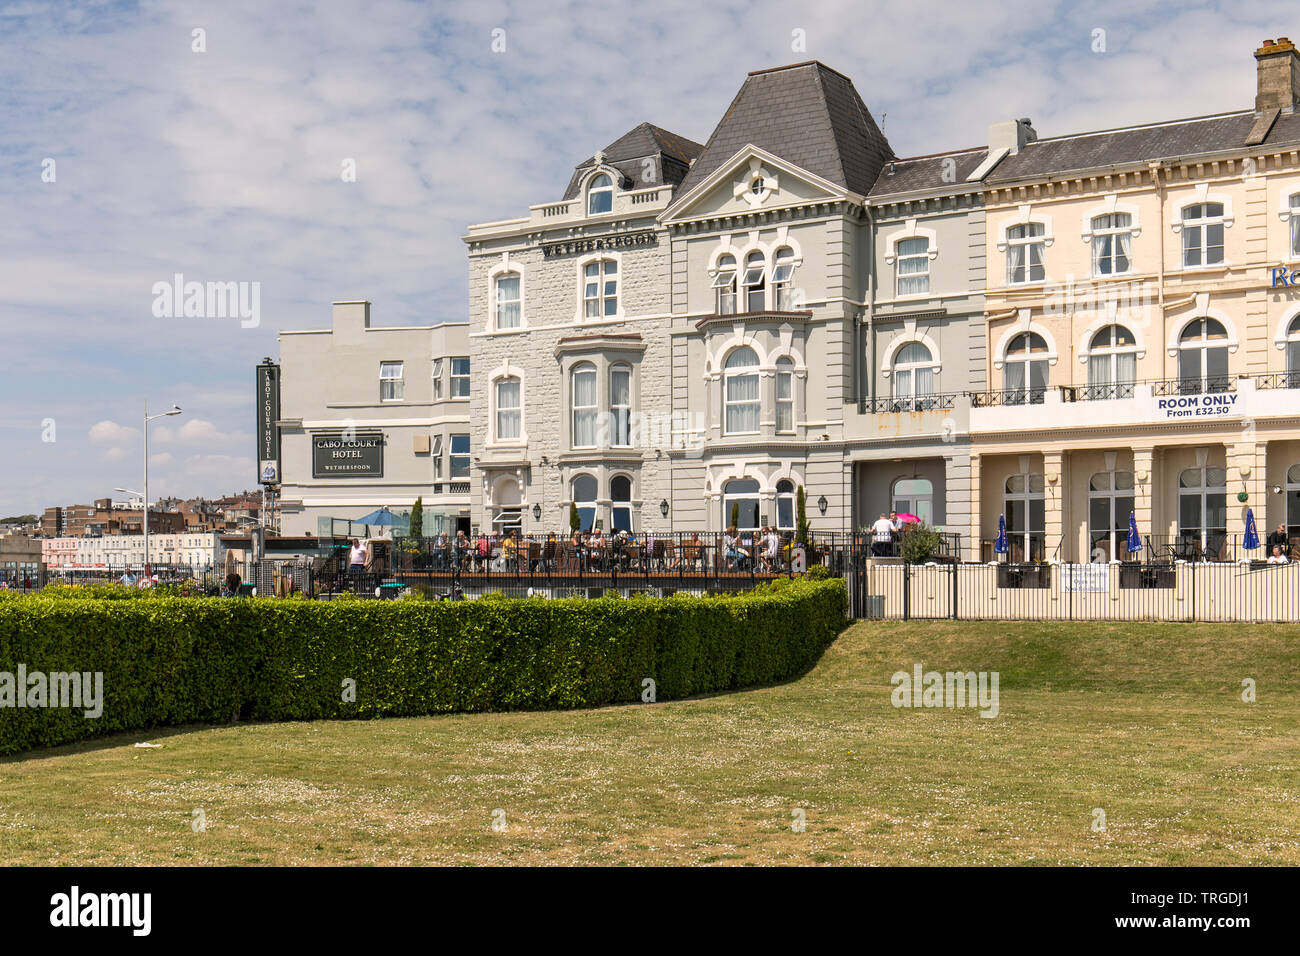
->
<box><xmin>1046</xmin><ymin>472</ymin><xmax>1059</xmax><ymax>484</ymax></box>
<box><xmin>1240</xmin><ymin>464</ymin><xmax>1252</xmax><ymax>478</ymax></box>
<box><xmin>817</xmin><ymin>495</ymin><xmax>828</xmax><ymax>515</ymax></box>
<box><xmin>659</xmin><ymin>499</ymin><xmax>669</xmax><ymax>518</ymax></box>
<box><xmin>1272</xmin><ymin>484</ymin><xmax>1284</xmax><ymax>495</ymax></box>
<box><xmin>1136</xmin><ymin>469</ymin><xmax>1149</xmax><ymax>482</ymax></box>
<box><xmin>532</xmin><ymin>503</ymin><xmax>542</xmax><ymax>521</ymax></box>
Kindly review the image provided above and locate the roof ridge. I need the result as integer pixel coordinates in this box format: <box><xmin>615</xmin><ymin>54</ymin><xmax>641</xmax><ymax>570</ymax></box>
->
<box><xmin>747</xmin><ymin>60</ymin><xmax>853</xmax><ymax>83</ymax></box>
<box><xmin>888</xmin><ymin>145</ymin><xmax>986</xmax><ymax>162</ymax></box>
<box><xmin>1028</xmin><ymin>108</ymin><xmax>1255</xmax><ymax>146</ymax></box>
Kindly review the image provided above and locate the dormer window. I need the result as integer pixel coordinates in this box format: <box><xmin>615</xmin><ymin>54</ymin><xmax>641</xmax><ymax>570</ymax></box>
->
<box><xmin>588</xmin><ymin>173</ymin><xmax>613</xmax><ymax>215</ymax></box>
<box><xmin>751</xmin><ymin>176</ymin><xmax>764</xmax><ymax>195</ymax></box>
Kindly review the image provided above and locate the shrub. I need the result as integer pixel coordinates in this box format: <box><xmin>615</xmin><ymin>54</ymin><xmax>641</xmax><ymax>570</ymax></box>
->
<box><xmin>0</xmin><ymin>580</ymin><xmax>847</xmax><ymax>755</ymax></box>
<box><xmin>899</xmin><ymin>522</ymin><xmax>943</xmax><ymax>564</ymax></box>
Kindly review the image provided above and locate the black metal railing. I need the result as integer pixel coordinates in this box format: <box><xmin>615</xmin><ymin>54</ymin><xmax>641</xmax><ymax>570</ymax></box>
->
<box><xmin>859</xmin><ymin>392</ymin><xmax>960</xmax><ymax>414</ymax></box>
<box><xmin>969</xmin><ymin>387</ymin><xmax>1050</xmax><ymax>407</ymax></box>
<box><xmin>1149</xmin><ymin>375</ymin><xmax>1234</xmax><ymax>396</ymax></box>
<box><xmin>1254</xmin><ymin>370</ymin><xmax>1300</xmax><ymax>391</ymax></box>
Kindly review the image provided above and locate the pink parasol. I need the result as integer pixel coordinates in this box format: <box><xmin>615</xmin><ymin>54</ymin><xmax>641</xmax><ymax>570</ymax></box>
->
<box><xmin>894</xmin><ymin>513</ymin><xmax>922</xmax><ymax>524</ymax></box>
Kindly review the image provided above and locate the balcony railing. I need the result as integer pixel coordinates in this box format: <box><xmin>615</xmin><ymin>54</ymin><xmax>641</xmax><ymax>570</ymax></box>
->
<box><xmin>1254</xmin><ymin>371</ymin><xmax>1300</xmax><ymax>391</ymax></box>
<box><xmin>859</xmin><ymin>392</ymin><xmax>960</xmax><ymax>414</ymax></box>
<box><xmin>1149</xmin><ymin>375</ymin><xmax>1234</xmax><ymax>397</ymax></box>
<box><xmin>969</xmin><ymin>387</ymin><xmax>1050</xmax><ymax>408</ymax></box>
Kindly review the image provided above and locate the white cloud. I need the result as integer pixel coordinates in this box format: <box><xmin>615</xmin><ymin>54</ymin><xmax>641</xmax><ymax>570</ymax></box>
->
<box><xmin>88</xmin><ymin>420</ymin><xmax>138</xmax><ymax>444</ymax></box>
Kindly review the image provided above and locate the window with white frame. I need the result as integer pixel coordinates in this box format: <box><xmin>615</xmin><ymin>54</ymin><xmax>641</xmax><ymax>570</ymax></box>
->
<box><xmin>893</xmin><ymin>477</ymin><xmax>933</xmax><ymax>527</ymax></box>
<box><xmin>722</xmin><ymin>478</ymin><xmax>760</xmax><ymax>531</ymax></box>
<box><xmin>450</xmin><ymin>357</ymin><xmax>470</xmax><ymax>398</ymax></box>
<box><xmin>724</xmin><ymin>346</ymin><xmax>760</xmax><ymax>434</ymax></box>
<box><xmin>1178</xmin><ymin>467</ymin><xmax>1227</xmax><ymax>554</ymax></box>
<box><xmin>1003</xmin><ymin>332</ymin><xmax>1049</xmax><ymax>403</ymax></box>
<box><xmin>775</xmin><ymin>357</ymin><xmax>794</xmax><ymax>432</ymax></box>
<box><xmin>431</xmin><ymin>434</ymin><xmax>444</xmax><ymax>478</ymax></box>
<box><xmin>1088</xmin><ymin>471</ymin><xmax>1135</xmax><ymax>562</ymax></box>
<box><xmin>449</xmin><ymin>434</ymin><xmax>470</xmax><ymax>478</ymax></box>
<box><xmin>571</xmin><ymin>363</ymin><xmax>597</xmax><ymax>448</ymax></box>
<box><xmin>379</xmin><ymin>361</ymin><xmax>404</xmax><ymax>401</ymax></box>
<box><xmin>775</xmin><ymin>479</ymin><xmax>796</xmax><ymax>530</ymax></box>
<box><xmin>742</xmin><ymin>251</ymin><xmax>765</xmax><ymax>312</ymax></box>
<box><xmin>583</xmin><ymin>259</ymin><xmax>618</xmax><ymax>318</ymax></box>
<box><xmin>587</xmin><ymin>173</ymin><xmax>613</xmax><ymax>215</ymax></box>
<box><xmin>1181</xmin><ymin>203</ymin><xmax>1225</xmax><ymax>267</ymax></box>
<box><xmin>494</xmin><ymin>272</ymin><xmax>521</xmax><ymax>329</ymax></box>
<box><xmin>1006</xmin><ymin>223</ymin><xmax>1046</xmax><ymax>284</ymax></box>
<box><xmin>891</xmin><ymin>342</ymin><xmax>937</xmax><ymax>408</ymax></box>
<box><xmin>611</xmin><ymin>475</ymin><xmax>633</xmax><ymax>532</ymax></box>
<box><xmin>713</xmin><ymin>254</ymin><xmax>738</xmax><ymax>315</ymax></box>
<box><xmin>1287</xmin><ymin>315</ymin><xmax>1300</xmax><ymax>386</ymax></box>
<box><xmin>1290</xmin><ymin>194</ymin><xmax>1300</xmax><ymax>257</ymax></box>
<box><xmin>1177</xmin><ymin>317</ymin><xmax>1229</xmax><ymax>394</ymax></box>
<box><xmin>610</xmin><ymin>364</ymin><xmax>632</xmax><ymax>446</ymax></box>
<box><xmin>1090</xmin><ymin>214</ymin><xmax>1133</xmax><ymax>276</ymax></box>
<box><xmin>572</xmin><ymin>474</ymin><xmax>598</xmax><ymax>531</ymax></box>
<box><xmin>431</xmin><ymin>357</ymin><xmax>444</xmax><ymax>399</ymax></box>
<box><xmin>1003</xmin><ymin>473</ymin><xmax>1046</xmax><ymax>562</ymax></box>
<box><xmin>1086</xmin><ymin>324</ymin><xmax>1137</xmax><ymax>397</ymax></box>
<box><xmin>896</xmin><ymin>237</ymin><xmax>931</xmax><ymax>295</ymax></box>
<box><xmin>772</xmin><ymin>247</ymin><xmax>796</xmax><ymax>309</ymax></box>
<box><xmin>495</xmin><ymin>377</ymin><xmax>521</xmax><ymax>440</ymax></box>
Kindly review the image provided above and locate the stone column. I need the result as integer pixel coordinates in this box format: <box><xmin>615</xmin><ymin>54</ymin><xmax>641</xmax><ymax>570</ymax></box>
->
<box><xmin>968</xmin><ymin>453</ymin><xmax>982</xmax><ymax>562</ymax></box>
<box><xmin>1043</xmin><ymin>450</ymin><xmax>1065</xmax><ymax>561</ymax></box>
<box><xmin>1132</xmin><ymin>445</ymin><xmax>1156</xmax><ymax>550</ymax></box>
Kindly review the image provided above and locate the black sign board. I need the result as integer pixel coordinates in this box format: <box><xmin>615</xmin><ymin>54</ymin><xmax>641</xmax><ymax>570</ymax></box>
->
<box><xmin>312</xmin><ymin>432</ymin><xmax>384</xmax><ymax>478</ymax></box>
<box><xmin>257</xmin><ymin>363</ymin><xmax>281</xmax><ymax>484</ymax></box>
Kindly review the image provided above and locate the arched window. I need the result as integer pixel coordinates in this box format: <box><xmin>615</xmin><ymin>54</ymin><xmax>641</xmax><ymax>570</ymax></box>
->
<box><xmin>587</xmin><ymin>173</ymin><xmax>613</xmax><ymax>215</ymax></box>
<box><xmin>1006</xmin><ymin>223</ymin><xmax>1046</xmax><ymax>284</ymax></box>
<box><xmin>724</xmin><ymin>347</ymin><xmax>760</xmax><ymax>434</ymax></box>
<box><xmin>610</xmin><ymin>364</ymin><xmax>632</xmax><ymax>447</ymax></box>
<box><xmin>742</xmin><ymin>251</ymin><xmax>765</xmax><ymax>312</ymax></box>
<box><xmin>1090</xmin><ymin>214</ymin><xmax>1132</xmax><ymax>276</ymax></box>
<box><xmin>571</xmin><ymin>475</ymin><xmax>598</xmax><ymax>532</ymax></box>
<box><xmin>775</xmin><ymin>479</ymin><xmax>796</xmax><ymax>530</ymax></box>
<box><xmin>1287</xmin><ymin>463</ymin><xmax>1300</xmax><ymax>542</ymax></box>
<box><xmin>896</xmin><ymin>237</ymin><xmax>930</xmax><ymax>295</ymax></box>
<box><xmin>713</xmin><ymin>254</ymin><xmax>738</xmax><ymax>315</ymax></box>
<box><xmin>1178</xmin><ymin>467</ymin><xmax>1227</xmax><ymax>557</ymax></box>
<box><xmin>583</xmin><ymin>258</ymin><xmax>618</xmax><ymax>318</ymax></box>
<box><xmin>1177</xmin><ymin>317</ymin><xmax>1229</xmax><ymax>394</ymax></box>
<box><xmin>1003</xmin><ymin>332</ymin><xmax>1049</xmax><ymax>404</ymax></box>
<box><xmin>1290</xmin><ymin>194</ymin><xmax>1300</xmax><ymax>257</ymax></box>
<box><xmin>1003</xmin><ymin>473</ymin><xmax>1045</xmax><ymax>562</ymax></box>
<box><xmin>1088</xmin><ymin>471</ymin><xmax>1135</xmax><ymax>562</ymax></box>
<box><xmin>571</xmin><ymin>363</ymin><xmax>597</xmax><ymax>448</ymax></box>
<box><xmin>494</xmin><ymin>272</ymin><xmax>521</xmax><ymax>329</ymax></box>
<box><xmin>892</xmin><ymin>477</ymin><xmax>933</xmax><ymax>526</ymax></box>
<box><xmin>1286</xmin><ymin>315</ymin><xmax>1300</xmax><ymax>387</ymax></box>
<box><xmin>775</xmin><ymin>357</ymin><xmax>795</xmax><ymax>432</ymax></box>
<box><xmin>495</xmin><ymin>377</ymin><xmax>521</xmax><ymax>440</ymax></box>
<box><xmin>892</xmin><ymin>342</ymin><xmax>937</xmax><ymax>409</ymax></box>
<box><xmin>1087</xmin><ymin>324</ymin><xmax>1137</xmax><ymax>398</ymax></box>
<box><xmin>611</xmin><ymin>475</ymin><xmax>633</xmax><ymax>533</ymax></box>
<box><xmin>722</xmin><ymin>478</ymin><xmax>760</xmax><ymax>531</ymax></box>
<box><xmin>772</xmin><ymin>247</ymin><xmax>796</xmax><ymax>309</ymax></box>
<box><xmin>1181</xmin><ymin>203</ymin><xmax>1225</xmax><ymax>267</ymax></box>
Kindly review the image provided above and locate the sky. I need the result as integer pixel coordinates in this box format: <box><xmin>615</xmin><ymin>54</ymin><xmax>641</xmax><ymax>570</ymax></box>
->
<box><xmin>0</xmin><ymin>0</ymin><xmax>1293</xmax><ymax>518</ymax></box>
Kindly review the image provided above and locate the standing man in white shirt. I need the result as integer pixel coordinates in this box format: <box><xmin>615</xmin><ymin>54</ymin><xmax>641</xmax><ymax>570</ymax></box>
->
<box><xmin>871</xmin><ymin>513</ymin><xmax>896</xmax><ymax>557</ymax></box>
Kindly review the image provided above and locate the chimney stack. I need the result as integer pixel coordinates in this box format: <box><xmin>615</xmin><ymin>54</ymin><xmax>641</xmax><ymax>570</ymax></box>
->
<box><xmin>988</xmin><ymin>117</ymin><xmax>1037</xmax><ymax>156</ymax></box>
<box><xmin>1255</xmin><ymin>37</ymin><xmax>1300</xmax><ymax>112</ymax></box>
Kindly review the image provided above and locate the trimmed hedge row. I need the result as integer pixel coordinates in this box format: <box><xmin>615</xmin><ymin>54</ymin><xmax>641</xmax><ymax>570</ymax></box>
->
<box><xmin>0</xmin><ymin>579</ymin><xmax>846</xmax><ymax>755</ymax></box>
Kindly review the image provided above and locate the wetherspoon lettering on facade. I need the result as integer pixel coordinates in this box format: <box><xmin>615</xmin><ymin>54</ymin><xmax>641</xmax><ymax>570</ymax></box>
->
<box><xmin>311</xmin><ymin>434</ymin><xmax>384</xmax><ymax>478</ymax></box>
<box><xmin>541</xmin><ymin>231</ymin><xmax>657</xmax><ymax>258</ymax></box>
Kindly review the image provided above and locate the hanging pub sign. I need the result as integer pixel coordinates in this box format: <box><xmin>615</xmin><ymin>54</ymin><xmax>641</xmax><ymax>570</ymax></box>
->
<box><xmin>256</xmin><ymin>362</ymin><xmax>281</xmax><ymax>485</ymax></box>
<box><xmin>312</xmin><ymin>432</ymin><xmax>384</xmax><ymax>478</ymax></box>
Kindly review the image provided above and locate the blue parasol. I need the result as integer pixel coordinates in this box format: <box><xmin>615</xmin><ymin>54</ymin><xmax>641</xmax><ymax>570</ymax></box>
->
<box><xmin>994</xmin><ymin>514</ymin><xmax>1008</xmax><ymax>554</ymax></box>
<box><xmin>356</xmin><ymin>507</ymin><xmax>396</xmax><ymax>526</ymax></box>
<box><xmin>1126</xmin><ymin>511</ymin><xmax>1141</xmax><ymax>554</ymax></box>
<box><xmin>1243</xmin><ymin>508</ymin><xmax>1260</xmax><ymax>551</ymax></box>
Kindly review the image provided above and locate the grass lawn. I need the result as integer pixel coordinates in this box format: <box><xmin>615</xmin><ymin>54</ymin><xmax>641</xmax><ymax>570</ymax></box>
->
<box><xmin>2</xmin><ymin>620</ymin><xmax>1297</xmax><ymax>866</ymax></box>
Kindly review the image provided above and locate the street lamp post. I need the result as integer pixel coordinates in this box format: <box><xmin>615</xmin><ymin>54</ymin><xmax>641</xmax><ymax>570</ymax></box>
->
<box><xmin>116</xmin><ymin>400</ymin><xmax>181</xmax><ymax>571</ymax></box>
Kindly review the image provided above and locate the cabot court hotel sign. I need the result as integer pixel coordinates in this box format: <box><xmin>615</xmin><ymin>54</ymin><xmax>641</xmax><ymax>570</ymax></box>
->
<box><xmin>311</xmin><ymin>432</ymin><xmax>385</xmax><ymax>479</ymax></box>
<box><xmin>541</xmin><ymin>230</ymin><xmax>656</xmax><ymax>259</ymax></box>
<box><xmin>256</xmin><ymin>361</ymin><xmax>281</xmax><ymax>485</ymax></box>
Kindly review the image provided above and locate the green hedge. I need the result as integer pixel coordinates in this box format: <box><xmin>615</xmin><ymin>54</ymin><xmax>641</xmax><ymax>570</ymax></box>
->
<box><xmin>0</xmin><ymin>579</ymin><xmax>846</xmax><ymax>755</ymax></box>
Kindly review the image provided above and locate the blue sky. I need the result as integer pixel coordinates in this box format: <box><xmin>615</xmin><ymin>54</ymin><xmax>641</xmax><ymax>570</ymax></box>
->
<box><xmin>0</xmin><ymin>0</ymin><xmax>1290</xmax><ymax>517</ymax></box>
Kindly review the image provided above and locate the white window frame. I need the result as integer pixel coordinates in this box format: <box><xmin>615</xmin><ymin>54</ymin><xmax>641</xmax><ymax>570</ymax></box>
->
<box><xmin>1087</xmin><ymin>470</ymin><xmax>1136</xmax><ymax>561</ymax></box>
<box><xmin>449</xmin><ymin>433</ymin><xmax>470</xmax><ymax>479</ymax></box>
<box><xmin>1177</xmin><ymin>202</ymin><xmax>1226</xmax><ymax>269</ymax></box>
<box><xmin>890</xmin><ymin>342</ymin><xmax>938</xmax><ymax>407</ymax></box>
<box><xmin>494</xmin><ymin>377</ymin><xmax>522</xmax><ymax>442</ymax></box>
<box><xmin>571</xmin><ymin>363</ymin><xmax>598</xmax><ymax>449</ymax></box>
<box><xmin>450</xmin><ymin>356</ymin><xmax>470</xmax><ymax>398</ymax></box>
<box><xmin>587</xmin><ymin>172</ymin><xmax>613</xmax><ymax>215</ymax></box>
<box><xmin>578</xmin><ymin>255</ymin><xmax>621</xmax><ymax>322</ymax></box>
<box><xmin>1088</xmin><ymin>213</ymin><xmax>1135</xmax><ymax>277</ymax></box>
<box><xmin>610</xmin><ymin>363</ymin><xmax>632</xmax><ymax>447</ymax></box>
<box><xmin>431</xmin><ymin>357</ymin><xmax>444</xmax><ymax>399</ymax></box>
<box><xmin>742</xmin><ymin>251</ymin><xmax>766</xmax><ymax>313</ymax></box>
<box><xmin>493</xmin><ymin>271</ymin><xmax>521</xmax><ymax>330</ymax></box>
<box><xmin>775</xmin><ymin>357</ymin><xmax>795</xmax><ymax>433</ymax></box>
<box><xmin>772</xmin><ymin>246</ymin><xmax>796</xmax><ymax>309</ymax></box>
<box><xmin>723</xmin><ymin>347</ymin><xmax>761</xmax><ymax>435</ymax></box>
<box><xmin>1083</xmin><ymin>323</ymin><xmax>1139</xmax><ymax>397</ymax></box>
<box><xmin>1005</xmin><ymin>222</ymin><xmax>1047</xmax><ymax>285</ymax></box>
<box><xmin>712</xmin><ymin>253</ymin><xmax>738</xmax><ymax>315</ymax></box>
<box><xmin>379</xmin><ymin>361</ymin><xmax>404</xmax><ymax>402</ymax></box>
<box><xmin>1003</xmin><ymin>472</ymin><xmax>1046</xmax><ymax>562</ymax></box>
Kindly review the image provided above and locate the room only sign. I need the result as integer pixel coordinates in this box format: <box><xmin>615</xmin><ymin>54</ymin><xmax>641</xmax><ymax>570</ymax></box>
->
<box><xmin>256</xmin><ymin>362</ymin><xmax>281</xmax><ymax>484</ymax></box>
<box><xmin>1154</xmin><ymin>392</ymin><xmax>1240</xmax><ymax>420</ymax></box>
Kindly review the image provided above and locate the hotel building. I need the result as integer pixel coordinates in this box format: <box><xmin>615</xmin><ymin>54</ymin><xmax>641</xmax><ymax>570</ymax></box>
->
<box><xmin>278</xmin><ymin>39</ymin><xmax>1300</xmax><ymax>559</ymax></box>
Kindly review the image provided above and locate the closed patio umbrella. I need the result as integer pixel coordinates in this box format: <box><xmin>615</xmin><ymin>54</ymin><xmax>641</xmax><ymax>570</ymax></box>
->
<box><xmin>1126</xmin><ymin>511</ymin><xmax>1141</xmax><ymax>555</ymax></box>
<box><xmin>994</xmin><ymin>514</ymin><xmax>1008</xmax><ymax>555</ymax></box>
<box><xmin>1243</xmin><ymin>508</ymin><xmax>1260</xmax><ymax>552</ymax></box>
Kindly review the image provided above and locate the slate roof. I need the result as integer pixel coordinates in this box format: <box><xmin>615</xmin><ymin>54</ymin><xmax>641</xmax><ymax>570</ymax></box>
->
<box><xmin>674</xmin><ymin>61</ymin><xmax>894</xmax><ymax>200</ymax></box>
<box><xmin>986</xmin><ymin>109</ymin><xmax>1300</xmax><ymax>184</ymax></box>
<box><xmin>868</xmin><ymin>147</ymin><xmax>989</xmax><ymax>198</ymax></box>
<box><xmin>561</xmin><ymin>123</ymin><xmax>705</xmax><ymax>200</ymax></box>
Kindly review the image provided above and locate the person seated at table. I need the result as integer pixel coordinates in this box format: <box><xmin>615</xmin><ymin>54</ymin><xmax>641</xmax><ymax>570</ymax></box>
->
<box><xmin>1268</xmin><ymin>544</ymin><xmax>1290</xmax><ymax>565</ymax></box>
<box><xmin>762</xmin><ymin>526</ymin><xmax>780</xmax><ymax>571</ymax></box>
<box><xmin>501</xmin><ymin>530</ymin><xmax>517</xmax><ymax>570</ymax></box>
<box><xmin>569</xmin><ymin>529</ymin><xmax>586</xmax><ymax>571</ymax></box>
<box><xmin>723</xmin><ymin>526</ymin><xmax>741</xmax><ymax>570</ymax></box>
<box><xmin>474</xmin><ymin>532</ymin><xmax>491</xmax><ymax>571</ymax></box>
<box><xmin>432</xmin><ymin>532</ymin><xmax>449</xmax><ymax>570</ymax></box>
<box><xmin>588</xmin><ymin>528</ymin><xmax>606</xmax><ymax>568</ymax></box>
<box><xmin>1266</xmin><ymin>523</ymin><xmax>1289</xmax><ymax>557</ymax></box>
<box><xmin>454</xmin><ymin>531</ymin><xmax>470</xmax><ymax>570</ymax></box>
